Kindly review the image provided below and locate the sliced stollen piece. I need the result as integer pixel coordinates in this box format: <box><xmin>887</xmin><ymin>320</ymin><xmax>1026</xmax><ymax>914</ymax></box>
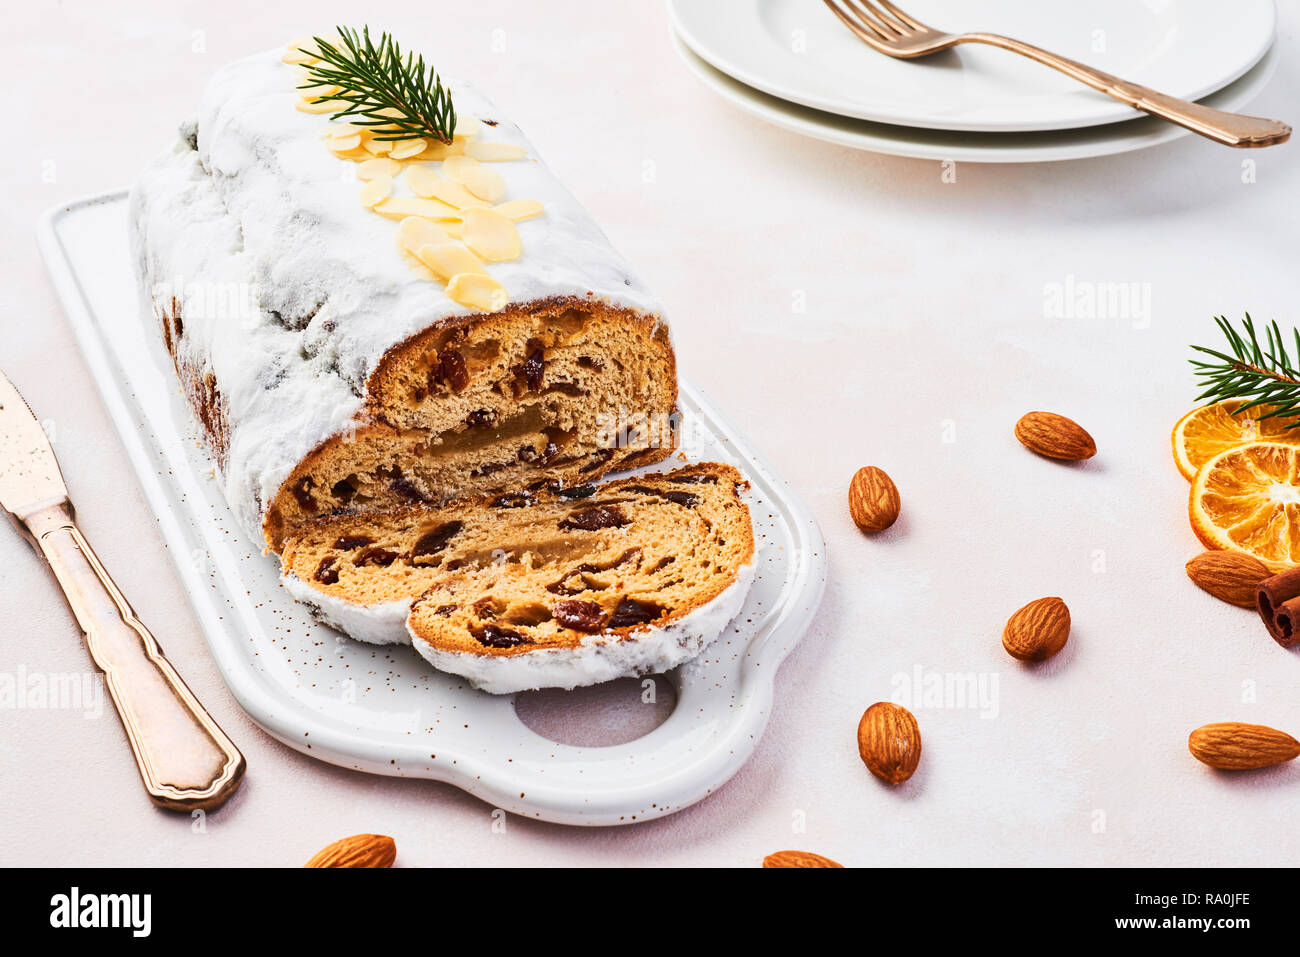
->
<box><xmin>408</xmin><ymin>466</ymin><xmax>755</xmax><ymax>692</ymax></box>
<box><xmin>278</xmin><ymin>461</ymin><xmax>750</xmax><ymax>643</ymax></box>
<box><xmin>130</xmin><ymin>47</ymin><xmax>677</xmax><ymax>552</ymax></box>
<box><xmin>279</xmin><ymin>464</ymin><xmax>756</xmax><ymax>691</ymax></box>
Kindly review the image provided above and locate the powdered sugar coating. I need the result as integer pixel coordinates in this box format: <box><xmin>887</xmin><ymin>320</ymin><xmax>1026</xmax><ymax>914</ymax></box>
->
<box><xmin>280</xmin><ymin>571</ymin><xmax>410</xmax><ymax>645</ymax></box>
<box><xmin>129</xmin><ymin>48</ymin><xmax>662</xmax><ymax>543</ymax></box>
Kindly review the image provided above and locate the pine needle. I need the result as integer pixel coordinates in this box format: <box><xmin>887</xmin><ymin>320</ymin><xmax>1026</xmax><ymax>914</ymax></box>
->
<box><xmin>298</xmin><ymin>26</ymin><xmax>456</xmax><ymax>144</ymax></box>
<box><xmin>1190</xmin><ymin>314</ymin><xmax>1300</xmax><ymax>427</ymax></box>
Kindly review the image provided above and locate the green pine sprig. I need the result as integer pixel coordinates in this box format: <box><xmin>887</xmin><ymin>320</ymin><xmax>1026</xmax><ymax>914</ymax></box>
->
<box><xmin>1190</xmin><ymin>314</ymin><xmax>1300</xmax><ymax>427</ymax></box>
<box><xmin>298</xmin><ymin>26</ymin><xmax>456</xmax><ymax>144</ymax></box>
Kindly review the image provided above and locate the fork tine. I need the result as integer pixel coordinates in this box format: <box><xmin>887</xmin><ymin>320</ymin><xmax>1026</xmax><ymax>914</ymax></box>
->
<box><xmin>822</xmin><ymin>0</ymin><xmax>891</xmax><ymax>43</ymax></box>
<box><xmin>873</xmin><ymin>0</ymin><xmax>929</xmax><ymax>32</ymax></box>
<box><xmin>853</xmin><ymin>0</ymin><xmax>911</xmax><ymax>35</ymax></box>
<box><xmin>841</xmin><ymin>0</ymin><xmax>901</xmax><ymax>40</ymax></box>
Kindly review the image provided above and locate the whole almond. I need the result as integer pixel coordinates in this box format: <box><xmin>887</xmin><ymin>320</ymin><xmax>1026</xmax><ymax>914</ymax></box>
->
<box><xmin>856</xmin><ymin>701</ymin><xmax>921</xmax><ymax>785</ymax></box>
<box><xmin>1014</xmin><ymin>411</ymin><xmax>1096</xmax><ymax>461</ymax></box>
<box><xmin>762</xmin><ymin>850</ymin><xmax>844</xmax><ymax>868</ymax></box>
<box><xmin>304</xmin><ymin>833</ymin><xmax>396</xmax><ymax>868</ymax></box>
<box><xmin>1002</xmin><ymin>597</ymin><xmax>1070</xmax><ymax>662</ymax></box>
<box><xmin>848</xmin><ymin>466</ymin><xmax>901</xmax><ymax>534</ymax></box>
<box><xmin>1188</xmin><ymin>722</ymin><xmax>1300</xmax><ymax>770</ymax></box>
<box><xmin>1185</xmin><ymin>551</ymin><xmax>1271</xmax><ymax>608</ymax></box>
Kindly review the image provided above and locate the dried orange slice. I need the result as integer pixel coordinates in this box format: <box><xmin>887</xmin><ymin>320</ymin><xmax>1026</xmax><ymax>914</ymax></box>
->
<box><xmin>1189</xmin><ymin>441</ymin><xmax>1300</xmax><ymax>569</ymax></box>
<box><xmin>1172</xmin><ymin>400</ymin><xmax>1300</xmax><ymax>480</ymax></box>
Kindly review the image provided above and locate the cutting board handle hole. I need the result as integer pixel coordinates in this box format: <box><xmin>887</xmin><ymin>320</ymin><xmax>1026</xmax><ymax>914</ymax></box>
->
<box><xmin>513</xmin><ymin>674</ymin><xmax>677</xmax><ymax>747</ymax></box>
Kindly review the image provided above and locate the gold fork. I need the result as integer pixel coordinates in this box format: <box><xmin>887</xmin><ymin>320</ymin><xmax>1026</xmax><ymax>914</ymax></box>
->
<box><xmin>823</xmin><ymin>0</ymin><xmax>1290</xmax><ymax>148</ymax></box>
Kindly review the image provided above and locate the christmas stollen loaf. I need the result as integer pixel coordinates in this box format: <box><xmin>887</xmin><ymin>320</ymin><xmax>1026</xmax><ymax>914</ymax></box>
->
<box><xmin>279</xmin><ymin>463</ymin><xmax>755</xmax><ymax>692</ymax></box>
<box><xmin>130</xmin><ymin>34</ymin><xmax>758</xmax><ymax>692</ymax></box>
<box><xmin>129</xmin><ymin>42</ymin><xmax>678</xmax><ymax>553</ymax></box>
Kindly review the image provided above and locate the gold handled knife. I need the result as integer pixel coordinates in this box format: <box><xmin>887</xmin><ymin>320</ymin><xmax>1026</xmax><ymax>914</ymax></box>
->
<box><xmin>0</xmin><ymin>369</ymin><xmax>245</xmax><ymax>811</ymax></box>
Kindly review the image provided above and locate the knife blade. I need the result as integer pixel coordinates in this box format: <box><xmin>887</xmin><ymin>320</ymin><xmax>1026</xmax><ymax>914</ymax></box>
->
<box><xmin>0</xmin><ymin>370</ymin><xmax>68</xmax><ymax>517</ymax></box>
<box><xmin>0</xmin><ymin>369</ymin><xmax>245</xmax><ymax>811</ymax></box>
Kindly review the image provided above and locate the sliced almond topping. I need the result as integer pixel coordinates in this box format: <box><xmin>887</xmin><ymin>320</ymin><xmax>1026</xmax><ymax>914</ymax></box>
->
<box><xmin>443</xmin><ymin>156</ymin><xmax>507</xmax><ymax>203</ymax></box>
<box><xmin>460</xmin><ymin>207</ymin><xmax>521</xmax><ymax>262</ymax></box>
<box><xmin>417</xmin><ymin>141</ymin><xmax>465</xmax><ymax>162</ymax></box>
<box><xmin>446</xmin><ymin>273</ymin><xmax>508</xmax><ymax>312</ymax></box>
<box><xmin>394</xmin><ymin>219</ymin><xmax>444</xmax><ymax>281</ymax></box>
<box><xmin>359</xmin><ymin>176</ymin><xmax>393</xmax><ymax>208</ymax></box>
<box><xmin>364</xmin><ymin>136</ymin><xmax>395</xmax><ymax>156</ymax></box>
<box><xmin>462</xmin><ymin>167</ymin><xmax>506</xmax><ymax>203</ymax></box>
<box><xmin>296</xmin><ymin>98</ymin><xmax>339</xmax><ymax>114</ymax></box>
<box><xmin>463</xmin><ymin>141</ymin><xmax>528</xmax><ymax>162</ymax></box>
<box><xmin>453</xmin><ymin>115</ymin><xmax>483</xmax><ymax>138</ymax></box>
<box><xmin>282</xmin><ymin>42</ymin><xmax>320</xmax><ymax>65</ymax></box>
<box><xmin>423</xmin><ymin>181</ymin><xmax>491</xmax><ymax>210</ymax></box>
<box><xmin>405</xmin><ymin>163</ymin><xmax>444</xmax><ymax>198</ymax></box>
<box><xmin>493</xmin><ymin>199</ymin><xmax>544</xmax><ymax>222</ymax></box>
<box><xmin>441</xmin><ymin>155</ymin><xmax>480</xmax><ymax>179</ymax></box>
<box><xmin>324</xmin><ymin>131</ymin><xmax>362</xmax><ymax>152</ymax></box>
<box><xmin>284</xmin><ymin>35</ymin><xmax>337</xmax><ymax>65</ymax></box>
<box><xmin>440</xmin><ymin>220</ymin><xmax>464</xmax><ymax>239</ymax></box>
<box><xmin>389</xmin><ymin>138</ymin><xmax>429</xmax><ymax>160</ymax></box>
<box><xmin>372</xmin><ymin>197</ymin><xmax>463</xmax><ymax>222</ymax></box>
<box><xmin>357</xmin><ymin>157</ymin><xmax>401</xmax><ymax>181</ymax></box>
<box><xmin>397</xmin><ymin>217</ymin><xmax>451</xmax><ymax>256</ymax></box>
<box><xmin>299</xmin><ymin>82</ymin><xmax>341</xmax><ymax>98</ymax></box>
<box><xmin>415</xmin><ymin>242</ymin><xmax>490</xmax><ymax>282</ymax></box>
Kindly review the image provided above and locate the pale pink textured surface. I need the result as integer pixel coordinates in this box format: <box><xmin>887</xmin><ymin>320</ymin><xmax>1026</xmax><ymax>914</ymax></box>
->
<box><xmin>3</xmin><ymin>1</ymin><xmax>1299</xmax><ymax>866</ymax></box>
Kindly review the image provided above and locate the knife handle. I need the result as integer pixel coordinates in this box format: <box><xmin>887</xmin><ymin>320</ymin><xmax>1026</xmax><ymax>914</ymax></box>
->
<box><xmin>18</xmin><ymin>501</ymin><xmax>245</xmax><ymax>811</ymax></box>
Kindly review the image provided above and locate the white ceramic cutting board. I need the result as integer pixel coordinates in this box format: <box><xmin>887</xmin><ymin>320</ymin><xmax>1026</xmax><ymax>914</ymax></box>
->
<box><xmin>36</xmin><ymin>191</ymin><xmax>827</xmax><ymax>826</ymax></box>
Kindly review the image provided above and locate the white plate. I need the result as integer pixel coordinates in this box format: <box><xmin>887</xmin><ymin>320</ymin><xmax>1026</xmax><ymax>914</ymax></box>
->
<box><xmin>668</xmin><ymin>0</ymin><xmax>1276</xmax><ymax>133</ymax></box>
<box><xmin>37</xmin><ymin>191</ymin><xmax>827</xmax><ymax>827</ymax></box>
<box><xmin>674</xmin><ymin>28</ymin><xmax>1279</xmax><ymax>163</ymax></box>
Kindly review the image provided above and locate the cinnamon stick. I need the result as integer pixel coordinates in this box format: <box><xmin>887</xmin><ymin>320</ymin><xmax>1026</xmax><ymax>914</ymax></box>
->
<box><xmin>1256</xmin><ymin>566</ymin><xmax>1300</xmax><ymax>647</ymax></box>
<box><xmin>1274</xmin><ymin>596</ymin><xmax>1300</xmax><ymax>648</ymax></box>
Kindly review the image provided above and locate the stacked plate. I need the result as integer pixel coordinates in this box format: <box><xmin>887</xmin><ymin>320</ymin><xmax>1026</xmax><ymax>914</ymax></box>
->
<box><xmin>668</xmin><ymin>0</ymin><xmax>1279</xmax><ymax>162</ymax></box>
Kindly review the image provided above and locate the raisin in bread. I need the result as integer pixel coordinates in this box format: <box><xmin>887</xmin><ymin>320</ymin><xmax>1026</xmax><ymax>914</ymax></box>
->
<box><xmin>130</xmin><ymin>47</ymin><xmax>677</xmax><ymax>552</ymax></box>
<box><xmin>279</xmin><ymin>464</ymin><xmax>755</xmax><ymax>692</ymax></box>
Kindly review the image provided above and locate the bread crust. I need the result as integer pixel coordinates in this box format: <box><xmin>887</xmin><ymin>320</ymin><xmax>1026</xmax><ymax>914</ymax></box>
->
<box><xmin>157</xmin><ymin>295</ymin><xmax>230</xmax><ymax>471</ymax></box>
